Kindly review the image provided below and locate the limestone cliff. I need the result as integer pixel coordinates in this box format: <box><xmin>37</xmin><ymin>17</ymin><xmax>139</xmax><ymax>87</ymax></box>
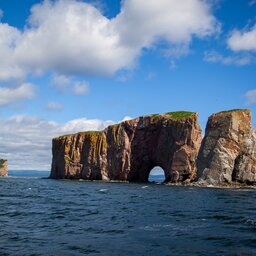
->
<box><xmin>51</xmin><ymin>112</ymin><xmax>202</xmax><ymax>182</ymax></box>
<box><xmin>0</xmin><ymin>160</ymin><xmax>8</xmax><ymax>176</ymax></box>
<box><xmin>197</xmin><ymin>109</ymin><xmax>256</xmax><ymax>184</ymax></box>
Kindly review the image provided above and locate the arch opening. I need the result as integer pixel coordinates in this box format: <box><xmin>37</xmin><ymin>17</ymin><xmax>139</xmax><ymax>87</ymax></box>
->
<box><xmin>148</xmin><ymin>166</ymin><xmax>165</xmax><ymax>183</ymax></box>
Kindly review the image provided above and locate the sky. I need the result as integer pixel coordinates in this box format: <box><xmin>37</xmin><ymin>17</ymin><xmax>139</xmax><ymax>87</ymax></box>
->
<box><xmin>0</xmin><ymin>0</ymin><xmax>255</xmax><ymax>171</ymax></box>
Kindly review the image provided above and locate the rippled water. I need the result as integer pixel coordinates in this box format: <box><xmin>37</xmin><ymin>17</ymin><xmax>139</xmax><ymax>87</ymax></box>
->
<box><xmin>1</xmin><ymin>176</ymin><xmax>256</xmax><ymax>256</ymax></box>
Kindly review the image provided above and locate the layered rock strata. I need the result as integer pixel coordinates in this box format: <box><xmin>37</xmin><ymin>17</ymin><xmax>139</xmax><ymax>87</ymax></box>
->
<box><xmin>51</xmin><ymin>112</ymin><xmax>202</xmax><ymax>182</ymax></box>
<box><xmin>0</xmin><ymin>160</ymin><xmax>8</xmax><ymax>176</ymax></box>
<box><xmin>197</xmin><ymin>109</ymin><xmax>256</xmax><ymax>184</ymax></box>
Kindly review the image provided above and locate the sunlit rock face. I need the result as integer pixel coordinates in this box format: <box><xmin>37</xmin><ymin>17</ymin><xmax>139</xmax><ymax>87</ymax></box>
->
<box><xmin>197</xmin><ymin>109</ymin><xmax>256</xmax><ymax>185</ymax></box>
<box><xmin>0</xmin><ymin>160</ymin><xmax>8</xmax><ymax>176</ymax></box>
<box><xmin>50</xmin><ymin>112</ymin><xmax>202</xmax><ymax>183</ymax></box>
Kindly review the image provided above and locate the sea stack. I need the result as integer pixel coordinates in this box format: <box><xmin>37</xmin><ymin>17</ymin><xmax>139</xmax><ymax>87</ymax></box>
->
<box><xmin>50</xmin><ymin>112</ymin><xmax>202</xmax><ymax>182</ymax></box>
<box><xmin>0</xmin><ymin>160</ymin><xmax>8</xmax><ymax>176</ymax></box>
<box><xmin>197</xmin><ymin>109</ymin><xmax>256</xmax><ymax>185</ymax></box>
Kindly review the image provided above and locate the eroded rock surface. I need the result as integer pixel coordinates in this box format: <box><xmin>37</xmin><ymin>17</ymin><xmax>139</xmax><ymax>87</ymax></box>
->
<box><xmin>0</xmin><ymin>160</ymin><xmax>8</xmax><ymax>176</ymax></box>
<box><xmin>51</xmin><ymin>112</ymin><xmax>202</xmax><ymax>182</ymax></box>
<box><xmin>197</xmin><ymin>109</ymin><xmax>256</xmax><ymax>184</ymax></box>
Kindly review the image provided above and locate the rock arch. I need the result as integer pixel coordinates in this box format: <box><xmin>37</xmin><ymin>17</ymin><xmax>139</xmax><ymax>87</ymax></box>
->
<box><xmin>51</xmin><ymin>112</ymin><xmax>202</xmax><ymax>183</ymax></box>
<box><xmin>148</xmin><ymin>166</ymin><xmax>165</xmax><ymax>182</ymax></box>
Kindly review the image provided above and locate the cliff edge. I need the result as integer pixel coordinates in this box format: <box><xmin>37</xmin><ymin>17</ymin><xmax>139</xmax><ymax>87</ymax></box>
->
<box><xmin>0</xmin><ymin>160</ymin><xmax>8</xmax><ymax>176</ymax></box>
<box><xmin>51</xmin><ymin>111</ymin><xmax>202</xmax><ymax>182</ymax></box>
<box><xmin>197</xmin><ymin>109</ymin><xmax>256</xmax><ymax>184</ymax></box>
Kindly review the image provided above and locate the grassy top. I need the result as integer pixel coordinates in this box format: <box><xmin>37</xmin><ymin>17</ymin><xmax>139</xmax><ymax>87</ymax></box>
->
<box><xmin>165</xmin><ymin>111</ymin><xmax>195</xmax><ymax>120</ymax></box>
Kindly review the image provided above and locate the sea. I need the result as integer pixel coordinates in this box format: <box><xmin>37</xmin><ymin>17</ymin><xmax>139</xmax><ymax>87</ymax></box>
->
<box><xmin>0</xmin><ymin>171</ymin><xmax>256</xmax><ymax>256</ymax></box>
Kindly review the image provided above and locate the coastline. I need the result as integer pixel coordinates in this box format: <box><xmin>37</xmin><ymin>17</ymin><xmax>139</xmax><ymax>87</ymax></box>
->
<box><xmin>46</xmin><ymin>176</ymin><xmax>256</xmax><ymax>190</ymax></box>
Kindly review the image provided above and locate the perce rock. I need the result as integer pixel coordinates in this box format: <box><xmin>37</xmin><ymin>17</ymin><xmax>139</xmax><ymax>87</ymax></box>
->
<box><xmin>51</xmin><ymin>112</ymin><xmax>202</xmax><ymax>182</ymax></box>
<box><xmin>51</xmin><ymin>109</ymin><xmax>256</xmax><ymax>185</ymax></box>
<box><xmin>197</xmin><ymin>109</ymin><xmax>256</xmax><ymax>185</ymax></box>
<box><xmin>0</xmin><ymin>159</ymin><xmax>8</xmax><ymax>176</ymax></box>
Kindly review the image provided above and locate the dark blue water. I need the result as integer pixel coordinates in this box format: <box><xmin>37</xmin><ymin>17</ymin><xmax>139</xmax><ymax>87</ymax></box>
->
<box><xmin>1</xmin><ymin>175</ymin><xmax>256</xmax><ymax>255</ymax></box>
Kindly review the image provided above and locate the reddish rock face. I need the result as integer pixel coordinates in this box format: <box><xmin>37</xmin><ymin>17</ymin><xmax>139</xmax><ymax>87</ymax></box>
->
<box><xmin>197</xmin><ymin>109</ymin><xmax>256</xmax><ymax>184</ymax></box>
<box><xmin>0</xmin><ymin>160</ymin><xmax>8</xmax><ymax>176</ymax></box>
<box><xmin>51</xmin><ymin>112</ymin><xmax>202</xmax><ymax>182</ymax></box>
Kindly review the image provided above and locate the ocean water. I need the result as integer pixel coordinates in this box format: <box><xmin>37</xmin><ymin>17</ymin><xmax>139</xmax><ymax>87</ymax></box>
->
<box><xmin>0</xmin><ymin>173</ymin><xmax>256</xmax><ymax>255</ymax></box>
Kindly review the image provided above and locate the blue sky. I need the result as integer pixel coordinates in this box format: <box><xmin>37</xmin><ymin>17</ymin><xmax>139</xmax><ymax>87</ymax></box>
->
<box><xmin>0</xmin><ymin>0</ymin><xmax>255</xmax><ymax>170</ymax></box>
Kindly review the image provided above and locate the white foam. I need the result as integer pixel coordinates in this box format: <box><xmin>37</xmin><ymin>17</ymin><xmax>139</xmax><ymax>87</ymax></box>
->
<box><xmin>99</xmin><ymin>189</ymin><xmax>108</xmax><ymax>193</ymax></box>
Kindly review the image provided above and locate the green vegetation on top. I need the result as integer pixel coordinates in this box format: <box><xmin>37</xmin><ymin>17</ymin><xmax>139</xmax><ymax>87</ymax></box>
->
<box><xmin>165</xmin><ymin>111</ymin><xmax>195</xmax><ymax>120</ymax></box>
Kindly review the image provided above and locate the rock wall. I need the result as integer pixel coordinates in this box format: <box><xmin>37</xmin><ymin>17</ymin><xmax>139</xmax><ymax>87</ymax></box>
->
<box><xmin>51</xmin><ymin>109</ymin><xmax>256</xmax><ymax>185</ymax></box>
<box><xmin>197</xmin><ymin>109</ymin><xmax>256</xmax><ymax>184</ymax></box>
<box><xmin>51</xmin><ymin>112</ymin><xmax>202</xmax><ymax>182</ymax></box>
<box><xmin>0</xmin><ymin>160</ymin><xmax>8</xmax><ymax>176</ymax></box>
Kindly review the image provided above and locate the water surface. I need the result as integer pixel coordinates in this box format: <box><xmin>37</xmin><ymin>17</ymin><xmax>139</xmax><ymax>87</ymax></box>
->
<box><xmin>0</xmin><ymin>175</ymin><xmax>256</xmax><ymax>255</ymax></box>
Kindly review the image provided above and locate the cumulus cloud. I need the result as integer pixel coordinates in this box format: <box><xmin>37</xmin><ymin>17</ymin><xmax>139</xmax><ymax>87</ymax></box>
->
<box><xmin>228</xmin><ymin>25</ymin><xmax>256</xmax><ymax>52</ymax></box>
<box><xmin>113</xmin><ymin>0</ymin><xmax>219</xmax><ymax>48</ymax></box>
<box><xmin>50</xmin><ymin>74</ymin><xmax>71</xmax><ymax>93</ymax></box>
<box><xmin>45</xmin><ymin>101</ymin><xmax>64</xmax><ymax>112</ymax></box>
<box><xmin>245</xmin><ymin>89</ymin><xmax>256</xmax><ymax>104</ymax></box>
<box><xmin>208</xmin><ymin>23</ymin><xmax>256</xmax><ymax>66</ymax></box>
<box><xmin>0</xmin><ymin>83</ymin><xmax>36</xmax><ymax>106</ymax></box>
<box><xmin>72</xmin><ymin>81</ymin><xmax>89</xmax><ymax>95</ymax></box>
<box><xmin>204</xmin><ymin>51</ymin><xmax>254</xmax><ymax>65</ymax></box>
<box><xmin>0</xmin><ymin>115</ymin><xmax>117</xmax><ymax>170</ymax></box>
<box><xmin>50</xmin><ymin>73</ymin><xmax>89</xmax><ymax>95</ymax></box>
<box><xmin>0</xmin><ymin>0</ymin><xmax>219</xmax><ymax>82</ymax></box>
<box><xmin>0</xmin><ymin>23</ymin><xmax>24</xmax><ymax>81</ymax></box>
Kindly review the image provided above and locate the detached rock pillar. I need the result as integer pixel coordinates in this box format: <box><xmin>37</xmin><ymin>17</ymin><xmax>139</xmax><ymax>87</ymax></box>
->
<box><xmin>197</xmin><ymin>109</ymin><xmax>256</xmax><ymax>184</ymax></box>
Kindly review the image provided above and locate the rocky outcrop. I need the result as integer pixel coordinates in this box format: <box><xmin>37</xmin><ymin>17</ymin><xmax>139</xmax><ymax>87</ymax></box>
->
<box><xmin>0</xmin><ymin>160</ymin><xmax>8</xmax><ymax>176</ymax></box>
<box><xmin>197</xmin><ymin>109</ymin><xmax>256</xmax><ymax>185</ymax></box>
<box><xmin>51</xmin><ymin>112</ymin><xmax>202</xmax><ymax>182</ymax></box>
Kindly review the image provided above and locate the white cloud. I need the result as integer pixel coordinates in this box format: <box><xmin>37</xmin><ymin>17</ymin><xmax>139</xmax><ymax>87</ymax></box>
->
<box><xmin>121</xmin><ymin>116</ymin><xmax>132</xmax><ymax>122</ymax></box>
<box><xmin>0</xmin><ymin>0</ymin><xmax>219</xmax><ymax>82</ymax></box>
<box><xmin>61</xmin><ymin>118</ymin><xmax>114</xmax><ymax>133</ymax></box>
<box><xmin>0</xmin><ymin>115</ymin><xmax>117</xmax><ymax>170</ymax></box>
<box><xmin>228</xmin><ymin>25</ymin><xmax>256</xmax><ymax>52</ymax></box>
<box><xmin>0</xmin><ymin>23</ymin><xmax>24</xmax><ymax>81</ymax></box>
<box><xmin>204</xmin><ymin>51</ymin><xmax>254</xmax><ymax>65</ymax></box>
<box><xmin>249</xmin><ymin>0</ymin><xmax>256</xmax><ymax>6</ymax></box>
<box><xmin>113</xmin><ymin>0</ymin><xmax>219</xmax><ymax>48</ymax></box>
<box><xmin>50</xmin><ymin>74</ymin><xmax>71</xmax><ymax>93</ymax></box>
<box><xmin>72</xmin><ymin>81</ymin><xmax>89</xmax><ymax>95</ymax></box>
<box><xmin>14</xmin><ymin>0</ymin><xmax>135</xmax><ymax>77</ymax></box>
<box><xmin>45</xmin><ymin>101</ymin><xmax>64</xmax><ymax>112</ymax></box>
<box><xmin>0</xmin><ymin>83</ymin><xmax>36</xmax><ymax>106</ymax></box>
<box><xmin>245</xmin><ymin>89</ymin><xmax>256</xmax><ymax>104</ymax></box>
<box><xmin>51</xmin><ymin>73</ymin><xmax>89</xmax><ymax>95</ymax></box>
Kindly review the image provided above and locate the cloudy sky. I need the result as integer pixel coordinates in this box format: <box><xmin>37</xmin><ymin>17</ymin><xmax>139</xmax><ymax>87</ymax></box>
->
<box><xmin>0</xmin><ymin>0</ymin><xmax>255</xmax><ymax>170</ymax></box>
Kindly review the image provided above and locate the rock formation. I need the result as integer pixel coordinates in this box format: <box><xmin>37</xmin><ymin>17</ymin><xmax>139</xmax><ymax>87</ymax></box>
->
<box><xmin>197</xmin><ymin>109</ymin><xmax>256</xmax><ymax>184</ymax></box>
<box><xmin>51</xmin><ymin>109</ymin><xmax>256</xmax><ymax>185</ymax></box>
<box><xmin>51</xmin><ymin>112</ymin><xmax>202</xmax><ymax>182</ymax></box>
<box><xmin>0</xmin><ymin>160</ymin><xmax>8</xmax><ymax>176</ymax></box>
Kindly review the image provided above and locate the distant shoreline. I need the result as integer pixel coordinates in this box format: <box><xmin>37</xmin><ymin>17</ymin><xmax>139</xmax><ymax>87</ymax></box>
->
<box><xmin>8</xmin><ymin>170</ymin><xmax>50</xmax><ymax>177</ymax></box>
